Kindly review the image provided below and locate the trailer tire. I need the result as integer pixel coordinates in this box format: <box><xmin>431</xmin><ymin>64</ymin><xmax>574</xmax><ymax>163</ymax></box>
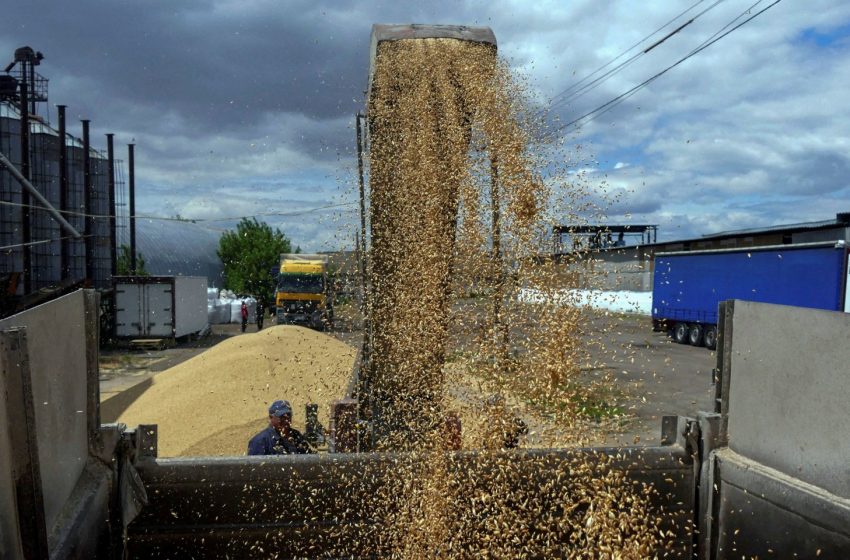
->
<box><xmin>688</xmin><ymin>324</ymin><xmax>704</xmax><ymax>347</ymax></box>
<box><xmin>672</xmin><ymin>322</ymin><xmax>689</xmax><ymax>344</ymax></box>
<box><xmin>704</xmin><ymin>326</ymin><xmax>718</xmax><ymax>350</ymax></box>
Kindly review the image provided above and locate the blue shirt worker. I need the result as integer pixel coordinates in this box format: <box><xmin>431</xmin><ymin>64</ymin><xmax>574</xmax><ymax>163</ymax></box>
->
<box><xmin>247</xmin><ymin>400</ymin><xmax>314</xmax><ymax>455</ymax></box>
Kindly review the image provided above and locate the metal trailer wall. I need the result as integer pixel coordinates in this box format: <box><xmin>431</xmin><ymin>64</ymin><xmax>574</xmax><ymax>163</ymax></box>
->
<box><xmin>173</xmin><ymin>275</ymin><xmax>208</xmax><ymax>337</ymax></box>
<box><xmin>0</xmin><ymin>290</ymin><xmax>116</xmax><ymax>558</ymax></box>
<box><xmin>126</xmin><ymin>441</ymin><xmax>696</xmax><ymax>558</ymax></box>
<box><xmin>0</xmin><ymin>354</ymin><xmax>24</xmax><ymax>558</ymax></box>
<box><xmin>653</xmin><ymin>242</ymin><xmax>848</xmax><ymax>325</ymax></box>
<box><xmin>114</xmin><ymin>276</ymin><xmax>209</xmax><ymax>338</ymax></box>
<box><xmin>703</xmin><ymin>301</ymin><xmax>850</xmax><ymax>557</ymax></box>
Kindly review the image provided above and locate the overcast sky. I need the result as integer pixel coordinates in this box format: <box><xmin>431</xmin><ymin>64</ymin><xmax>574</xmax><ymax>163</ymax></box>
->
<box><xmin>3</xmin><ymin>0</ymin><xmax>849</xmax><ymax>250</ymax></box>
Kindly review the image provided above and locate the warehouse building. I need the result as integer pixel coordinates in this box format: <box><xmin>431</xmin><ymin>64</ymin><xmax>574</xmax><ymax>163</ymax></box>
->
<box><xmin>554</xmin><ymin>213</ymin><xmax>850</xmax><ymax>292</ymax></box>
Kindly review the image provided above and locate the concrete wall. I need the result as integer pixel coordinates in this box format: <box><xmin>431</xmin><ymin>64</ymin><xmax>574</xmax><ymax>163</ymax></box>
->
<box><xmin>556</xmin><ymin>248</ymin><xmax>652</xmax><ymax>291</ymax></box>
<box><xmin>725</xmin><ymin>301</ymin><xmax>850</xmax><ymax>498</ymax></box>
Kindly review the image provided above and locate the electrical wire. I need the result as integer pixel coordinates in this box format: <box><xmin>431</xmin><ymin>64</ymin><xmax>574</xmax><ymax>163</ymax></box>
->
<box><xmin>0</xmin><ymin>233</ymin><xmax>94</xmax><ymax>252</ymax></box>
<box><xmin>546</xmin><ymin>0</ymin><xmax>727</xmax><ymax>115</ymax></box>
<box><xmin>558</xmin><ymin>0</ymin><xmax>782</xmax><ymax>135</ymax></box>
<box><xmin>546</xmin><ymin>0</ymin><xmax>707</xmax><ymax>109</ymax></box>
<box><xmin>0</xmin><ymin>198</ymin><xmax>359</xmax><ymax>224</ymax></box>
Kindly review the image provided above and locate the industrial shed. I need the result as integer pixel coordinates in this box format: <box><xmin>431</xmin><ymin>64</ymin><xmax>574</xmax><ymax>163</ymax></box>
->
<box><xmin>554</xmin><ymin>213</ymin><xmax>850</xmax><ymax>292</ymax></box>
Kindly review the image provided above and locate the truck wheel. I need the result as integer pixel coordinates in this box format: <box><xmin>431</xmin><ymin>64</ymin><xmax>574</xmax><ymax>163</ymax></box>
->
<box><xmin>688</xmin><ymin>324</ymin><xmax>704</xmax><ymax>347</ymax></box>
<box><xmin>673</xmin><ymin>322</ymin><xmax>689</xmax><ymax>344</ymax></box>
<box><xmin>704</xmin><ymin>326</ymin><xmax>718</xmax><ymax>350</ymax></box>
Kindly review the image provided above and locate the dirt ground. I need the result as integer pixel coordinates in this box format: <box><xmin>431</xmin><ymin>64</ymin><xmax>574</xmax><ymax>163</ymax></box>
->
<box><xmin>99</xmin><ymin>302</ymin><xmax>715</xmax><ymax>449</ymax></box>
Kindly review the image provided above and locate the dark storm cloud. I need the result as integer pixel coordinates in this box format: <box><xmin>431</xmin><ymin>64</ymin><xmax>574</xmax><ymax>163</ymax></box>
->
<box><xmin>4</xmin><ymin>1</ymin><xmax>481</xmax><ymax>128</ymax></box>
<box><xmin>2</xmin><ymin>0</ymin><xmax>485</xmax><ymax>169</ymax></box>
<box><xmin>5</xmin><ymin>1</ymin><xmax>365</xmax><ymax>129</ymax></box>
<box><xmin>4</xmin><ymin>0</ymin><xmax>850</xmax><ymax>251</ymax></box>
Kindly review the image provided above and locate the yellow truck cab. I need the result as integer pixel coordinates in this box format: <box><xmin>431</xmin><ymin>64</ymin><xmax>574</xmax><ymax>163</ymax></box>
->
<box><xmin>275</xmin><ymin>254</ymin><xmax>332</xmax><ymax>329</ymax></box>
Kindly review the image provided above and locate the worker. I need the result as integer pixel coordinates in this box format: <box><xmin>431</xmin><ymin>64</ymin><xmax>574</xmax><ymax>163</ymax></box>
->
<box><xmin>247</xmin><ymin>400</ymin><xmax>314</xmax><ymax>455</ymax></box>
<box><xmin>240</xmin><ymin>300</ymin><xmax>248</xmax><ymax>333</ymax></box>
<box><xmin>483</xmin><ymin>394</ymin><xmax>528</xmax><ymax>450</ymax></box>
<box><xmin>256</xmin><ymin>298</ymin><xmax>264</xmax><ymax>330</ymax></box>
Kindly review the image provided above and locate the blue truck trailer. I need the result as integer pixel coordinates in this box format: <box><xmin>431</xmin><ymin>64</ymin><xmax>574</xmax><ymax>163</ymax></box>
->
<box><xmin>652</xmin><ymin>241</ymin><xmax>849</xmax><ymax>349</ymax></box>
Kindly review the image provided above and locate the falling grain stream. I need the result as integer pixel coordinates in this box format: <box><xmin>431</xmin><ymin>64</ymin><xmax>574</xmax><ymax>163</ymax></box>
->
<box><xmin>125</xmin><ymin>31</ymin><xmax>682</xmax><ymax>560</ymax></box>
<box><xmin>360</xmin><ymin>36</ymin><xmax>672</xmax><ymax>558</ymax></box>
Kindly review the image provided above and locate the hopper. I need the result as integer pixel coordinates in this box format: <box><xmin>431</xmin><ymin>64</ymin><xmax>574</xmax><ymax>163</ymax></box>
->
<box><xmin>367</xmin><ymin>24</ymin><xmax>497</xmax><ymax>108</ymax></box>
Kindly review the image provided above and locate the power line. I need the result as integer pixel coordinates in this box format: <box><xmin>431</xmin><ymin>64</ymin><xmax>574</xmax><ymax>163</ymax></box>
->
<box><xmin>546</xmin><ymin>0</ymin><xmax>726</xmax><ymax>115</ymax></box>
<box><xmin>0</xmin><ymin>233</ymin><xmax>94</xmax><ymax>252</ymax></box>
<box><xmin>0</xmin><ymin>198</ymin><xmax>359</xmax><ymax>224</ymax></box>
<box><xmin>558</xmin><ymin>0</ymin><xmax>782</xmax><ymax>135</ymax></box>
<box><xmin>547</xmin><ymin>0</ymin><xmax>706</xmax><ymax>108</ymax></box>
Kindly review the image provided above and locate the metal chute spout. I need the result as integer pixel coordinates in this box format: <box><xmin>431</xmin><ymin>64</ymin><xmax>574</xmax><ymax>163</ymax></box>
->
<box><xmin>366</xmin><ymin>23</ymin><xmax>497</xmax><ymax>109</ymax></box>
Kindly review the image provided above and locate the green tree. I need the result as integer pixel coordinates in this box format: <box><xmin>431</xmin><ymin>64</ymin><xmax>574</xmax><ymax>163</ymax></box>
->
<box><xmin>116</xmin><ymin>245</ymin><xmax>149</xmax><ymax>276</ymax></box>
<box><xmin>217</xmin><ymin>218</ymin><xmax>297</xmax><ymax>304</ymax></box>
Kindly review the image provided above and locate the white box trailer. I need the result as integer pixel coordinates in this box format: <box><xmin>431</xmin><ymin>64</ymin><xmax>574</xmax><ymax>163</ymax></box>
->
<box><xmin>114</xmin><ymin>276</ymin><xmax>209</xmax><ymax>338</ymax></box>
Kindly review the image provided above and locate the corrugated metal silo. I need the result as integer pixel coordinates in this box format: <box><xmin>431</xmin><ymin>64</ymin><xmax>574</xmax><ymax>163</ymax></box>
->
<box><xmin>65</xmin><ymin>134</ymin><xmax>87</xmax><ymax>282</ymax></box>
<box><xmin>89</xmin><ymin>147</ymin><xmax>111</xmax><ymax>289</ymax></box>
<box><xmin>29</xmin><ymin>120</ymin><xmax>61</xmax><ymax>289</ymax></box>
<box><xmin>0</xmin><ymin>103</ymin><xmax>24</xmax><ymax>290</ymax></box>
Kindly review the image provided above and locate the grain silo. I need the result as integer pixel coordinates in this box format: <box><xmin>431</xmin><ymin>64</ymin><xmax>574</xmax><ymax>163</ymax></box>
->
<box><xmin>0</xmin><ymin>46</ymin><xmax>126</xmax><ymax>317</ymax></box>
<box><xmin>29</xmin><ymin>118</ymin><xmax>61</xmax><ymax>289</ymax></box>
<box><xmin>0</xmin><ymin>103</ymin><xmax>24</xmax><ymax>286</ymax></box>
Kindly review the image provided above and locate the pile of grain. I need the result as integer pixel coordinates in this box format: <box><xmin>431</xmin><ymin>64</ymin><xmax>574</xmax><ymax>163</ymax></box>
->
<box><xmin>109</xmin><ymin>326</ymin><xmax>355</xmax><ymax>457</ymax></box>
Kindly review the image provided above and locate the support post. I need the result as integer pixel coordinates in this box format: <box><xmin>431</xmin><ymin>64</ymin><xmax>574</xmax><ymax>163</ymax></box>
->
<box><xmin>490</xmin><ymin>156</ymin><xmax>508</xmax><ymax>369</ymax></box>
<box><xmin>106</xmin><ymin>134</ymin><xmax>116</xmax><ymax>278</ymax></box>
<box><xmin>355</xmin><ymin>113</ymin><xmax>368</xmax><ymax>317</ymax></box>
<box><xmin>58</xmin><ymin>105</ymin><xmax>69</xmax><ymax>280</ymax></box>
<box><xmin>128</xmin><ymin>143</ymin><xmax>136</xmax><ymax>273</ymax></box>
<box><xmin>20</xmin><ymin>75</ymin><xmax>31</xmax><ymax>294</ymax></box>
<box><xmin>82</xmin><ymin>120</ymin><xmax>93</xmax><ymax>285</ymax></box>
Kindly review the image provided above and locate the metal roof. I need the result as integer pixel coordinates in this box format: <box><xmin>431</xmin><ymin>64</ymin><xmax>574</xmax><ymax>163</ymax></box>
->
<box><xmin>135</xmin><ymin>218</ymin><xmax>224</xmax><ymax>286</ymax></box>
<box><xmin>700</xmin><ymin>216</ymin><xmax>850</xmax><ymax>240</ymax></box>
<box><xmin>554</xmin><ymin>214</ymin><xmax>850</xmax><ymax>256</ymax></box>
<box><xmin>1</xmin><ymin>101</ymin><xmax>98</xmax><ymax>150</ymax></box>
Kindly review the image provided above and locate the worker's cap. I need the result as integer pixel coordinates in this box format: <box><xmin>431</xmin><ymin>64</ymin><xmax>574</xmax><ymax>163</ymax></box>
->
<box><xmin>485</xmin><ymin>394</ymin><xmax>505</xmax><ymax>407</ymax></box>
<box><xmin>269</xmin><ymin>400</ymin><xmax>292</xmax><ymax>417</ymax></box>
